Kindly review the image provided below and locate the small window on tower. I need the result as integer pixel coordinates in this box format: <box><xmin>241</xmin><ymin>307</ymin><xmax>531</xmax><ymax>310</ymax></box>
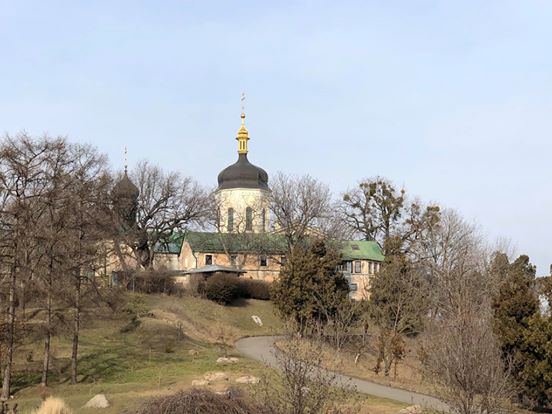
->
<box><xmin>246</xmin><ymin>207</ymin><xmax>253</xmax><ymax>231</ymax></box>
<box><xmin>228</xmin><ymin>208</ymin><xmax>234</xmax><ymax>232</ymax></box>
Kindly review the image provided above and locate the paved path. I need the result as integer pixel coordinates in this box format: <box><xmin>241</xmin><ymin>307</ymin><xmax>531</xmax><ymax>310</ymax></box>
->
<box><xmin>235</xmin><ymin>336</ymin><xmax>447</xmax><ymax>411</ymax></box>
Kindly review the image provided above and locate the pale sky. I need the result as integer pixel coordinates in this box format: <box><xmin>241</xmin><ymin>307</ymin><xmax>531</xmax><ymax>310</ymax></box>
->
<box><xmin>1</xmin><ymin>1</ymin><xmax>551</xmax><ymax>273</ymax></box>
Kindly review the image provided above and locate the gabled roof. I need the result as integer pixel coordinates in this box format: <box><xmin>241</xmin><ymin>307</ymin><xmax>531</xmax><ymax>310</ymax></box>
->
<box><xmin>155</xmin><ymin>232</ymin><xmax>288</xmax><ymax>256</ymax></box>
<box><xmin>340</xmin><ymin>240</ymin><xmax>384</xmax><ymax>262</ymax></box>
<box><xmin>155</xmin><ymin>232</ymin><xmax>384</xmax><ymax>262</ymax></box>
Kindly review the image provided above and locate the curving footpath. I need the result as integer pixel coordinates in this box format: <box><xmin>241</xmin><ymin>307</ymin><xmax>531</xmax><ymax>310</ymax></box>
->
<box><xmin>235</xmin><ymin>336</ymin><xmax>448</xmax><ymax>411</ymax></box>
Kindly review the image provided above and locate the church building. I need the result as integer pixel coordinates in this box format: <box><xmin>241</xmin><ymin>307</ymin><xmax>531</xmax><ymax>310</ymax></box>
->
<box><xmin>112</xmin><ymin>110</ymin><xmax>384</xmax><ymax>299</ymax></box>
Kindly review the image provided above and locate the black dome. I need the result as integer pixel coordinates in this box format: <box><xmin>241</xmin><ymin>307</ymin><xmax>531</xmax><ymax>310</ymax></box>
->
<box><xmin>217</xmin><ymin>154</ymin><xmax>269</xmax><ymax>190</ymax></box>
<box><xmin>112</xmin><ymin>172</ymin><xmax>139</xmax><ymax>200</ymax></box>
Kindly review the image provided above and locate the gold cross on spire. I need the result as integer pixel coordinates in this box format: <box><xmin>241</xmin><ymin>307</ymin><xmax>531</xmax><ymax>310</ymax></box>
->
<box><xmin>237</xmin><ymin>92</ymin><xmax>249</xmax><ymax>154</ymax></box>
<box><xmin>241</xmin><ymin>92</ymin><xmax>246</xmax><ymax>115</ymax></box>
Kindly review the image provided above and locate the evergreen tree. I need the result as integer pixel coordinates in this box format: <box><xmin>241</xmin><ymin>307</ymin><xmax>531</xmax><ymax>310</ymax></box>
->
<box><xmin>492</xmin><ymin>254</ymin><xmax>548</xmax><ymax>405</ymax></box>
<box><xmin>271</xmin><ymin>240</ymin><xmax>349</xmax><ymax>331</ymax></box>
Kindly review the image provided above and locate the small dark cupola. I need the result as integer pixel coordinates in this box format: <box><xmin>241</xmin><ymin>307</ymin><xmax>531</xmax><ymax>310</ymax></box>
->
<box><xmin>112</xmin><ymin>152</ymin><xmax>139</xmax><ymax>227</ymax></box>
<box><xmin>217</xmin><ymin>111</ymin><xmax>269</xmax><ymax>191</ymax></box>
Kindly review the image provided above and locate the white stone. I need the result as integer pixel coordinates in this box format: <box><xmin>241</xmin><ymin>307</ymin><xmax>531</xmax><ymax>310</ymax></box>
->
<box><xmin>204</xmin><ymin>371</ymin><xmax>229</xmax><ymax>381</ymax></box>
<box><xmin>84</xmin><ymin>394</ymin><xmax>110</xmax><ymax>408</ymax></box>
<box><xmin>235</xmin><ymin>375</ymin><xmax>260</xmax><ymax>384</ymax></box>
<box><xmin>192</xmin><ymin>379</ymin><xmax>210</xmax><ymax>386</ymax></box>
<box><xmin>398</xmin><ymin>405</ymin><xmax>422</xmax><ymax>414</ymax></box>
<box><xmin>216</xmin><ymin>357</ymin><xmax>239</xmax><ymax>364</ymax></box>
<box><xmin>251</xmin><ymin>315</ymin><xmax>263</xmax><ymax>326</ymax></box>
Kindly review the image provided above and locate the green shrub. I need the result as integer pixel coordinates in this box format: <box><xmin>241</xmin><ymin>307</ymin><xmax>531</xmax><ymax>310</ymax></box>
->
<box><xmin>204</xmin><ymin>274</ymin><xmax>240</xmax><ymax>305</ymax></box>
<box><xmin>238</xmin><ymin>279</ymin><xmax>271</xmax><ymax>300</ymax></box>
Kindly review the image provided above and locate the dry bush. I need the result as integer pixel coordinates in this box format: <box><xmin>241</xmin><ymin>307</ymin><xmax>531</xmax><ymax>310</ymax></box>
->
<box><xmin>204</xmin><ymin>274</ymin><xmax>241</xmax><ymax>305</ymax></box>
<box><xmin>187</xmin><ymin>274</ymin><xmax>206</xmax><ymax>296</ymax></box>
<box><xmin>31</xmin><ymin>397</ymin><xmax>72</xmax><ymax>414</ymax></box>
<box><xmin>126</xmin><ymin>388</ymin><xmax>259</xmax><ymax>414</ymax></box>
<box><xmin>238</xmin><ymin>279</ymin><xmax>271</xmax><ymax>300</ymax></box>
<box><xmin>130</xmin><ymin>270</ymin><xmax>180</xmax><ymax>294</ymax></box>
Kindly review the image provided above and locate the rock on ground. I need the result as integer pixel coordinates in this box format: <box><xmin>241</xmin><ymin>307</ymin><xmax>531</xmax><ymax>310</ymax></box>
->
<box><xmin>216</xmin><ymin>357</ymin><xmax>239</xmax><ymax>364</ymax></box>
<box><xmin>204</xmin><ymin>371</ymin><xmax>229</xmax><ymax>382</ymax></box>
<box><xmin>251</xmin><ymin>315</ymin><xmax>263</xmax><ymax>326</ymax></box>
<box><xmin>192</xmin><ymin>379</ymin><xmax>210</xmax><ymax>386</ymax></box>
<box><xmin>398</xmin><ymin>405</ymin><xmax>422</xmax><ymax>414</ymax></box>
<box><xmin>188</xmin><ymin>349</ymin><xmax>199</xmax><ymax>355</ymax></box>
<box><xmin>84</xmin><ymin>394</ymin><xmax>110</xmax><ymax>408</ymax></box>
<box><xmin>235</xmin><ymin>375</ymin><xmax>260</xmax><ymax>384</ymax></box>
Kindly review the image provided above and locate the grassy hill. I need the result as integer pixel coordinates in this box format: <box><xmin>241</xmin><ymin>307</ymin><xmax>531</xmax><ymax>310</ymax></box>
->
<box><xmin>12</xmin><ymin>293</ymin><xmax>406</xmax><ymax>414</ymax></box>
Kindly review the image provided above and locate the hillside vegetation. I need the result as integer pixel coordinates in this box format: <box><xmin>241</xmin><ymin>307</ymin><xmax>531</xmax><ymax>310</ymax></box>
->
<box><xmin>12</xmin><ymin>293</ymin><xmax>406</xmax><ymax>414</ymax></box>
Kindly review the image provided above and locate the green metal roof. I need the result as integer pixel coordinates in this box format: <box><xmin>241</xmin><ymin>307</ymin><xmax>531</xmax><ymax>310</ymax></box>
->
<box><xmin>340</xmin><ymin>240</ymin><xmax>384</xmax><ymax>262</ymax></box>
<box><xmin>156</xmin><ymin>231</ymin><xmax>288</xmax><ymax>255</ymax></box>
<box><xmin>156</xmin><ymin>231</ymin><xmax>384</xmax><ymax>262</ymax></box>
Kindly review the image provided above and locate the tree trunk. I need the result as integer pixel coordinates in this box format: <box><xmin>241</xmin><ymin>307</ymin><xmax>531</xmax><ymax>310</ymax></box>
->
<box><xmin>41</xmin><ymin>287</ymin><xmax>52</xmax><ymax>386</ymax></box>
<box><xmin>71</xmin><ymin>275</ymin><xmax>81</xmax><ymax>385</ymax></box>
<box><xmin>1</xmin><ymin>271</ymin><xmax>16</xmax><ymax>400</ymax></box>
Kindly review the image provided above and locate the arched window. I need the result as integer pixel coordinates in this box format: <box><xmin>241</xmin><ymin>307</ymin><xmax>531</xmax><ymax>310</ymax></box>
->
<box><xmin>261</xmin><ymin>208</ymin><xmax>266</xmax><ymax>232</ymax></box>
<box><xmin>227</xmin><ymin>208</ymin><xmax>234</xmax><ymax>232</ymax></box>
<box><xmin>246</xmin><ymin>207</ymin><xmax>253</xmax><ymax>231</ymax></box>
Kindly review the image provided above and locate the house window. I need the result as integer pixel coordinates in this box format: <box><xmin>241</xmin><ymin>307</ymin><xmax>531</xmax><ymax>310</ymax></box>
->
<box><xmin>260</xmin><ymin>256</ymin><xmax>267</xmax><ymax>267</ymax></box>
<box><xmin>349</xmin><ymin>283</ymin><xmax>358</xmax><ymax>292</ymax></box>
<box><xmin>354</xmin><ymin>261</ymin><xmax>362</xmax><ymax>273</ymax></box>
<box><xmin>246</xmin><ymin>207</ymin><xmax>253</xmax><ymax>231</ymax></box>
<box><xmin>230</xmin><ymin>255</ymin><xmax>237</xmax><ymax>266</ymax></box>
<box><xmin>228</xmin><ymin>208</ymin><xmax>234</xmax><ymax>232</ymax></box>
<box><xmin>280</xmin><ymin>256</ymin><xmax>287</xmax><ymax>266</ymax></box>
<box><xmin>369</xmin><ymin>262</ymin><xmax>373</xmax><ymax>274</ymax></box>
<box><xmin>261</xmin><ymin>208</ymin><xmax>266</xmax><ymax>232</ymax></box>
<box><xmin>343</xmin><ymin>261</ymin><xmax>352</xmax><ymax>273</ymax></box>
<box><xmin>205</xmin><ymin>255</ymin><xmax>213</xmax><ymax>265</ymax></box>
<box><xmin>376</xmin><ymin>263</ymin><xmax>381</xmax><ymax>272</ymax></box>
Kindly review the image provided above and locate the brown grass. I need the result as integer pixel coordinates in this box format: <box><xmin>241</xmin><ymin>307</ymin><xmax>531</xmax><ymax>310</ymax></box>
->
<box><xmin>31</xmin><ymin>397</ymin><xmax>73</xmax><ymax>414</ymax></box>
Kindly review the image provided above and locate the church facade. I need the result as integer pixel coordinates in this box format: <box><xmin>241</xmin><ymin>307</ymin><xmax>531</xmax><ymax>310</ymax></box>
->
<box><xmin>112</xmin><ymin>110</ymin><xmax>384</xmax><ymax>300</ymax></box>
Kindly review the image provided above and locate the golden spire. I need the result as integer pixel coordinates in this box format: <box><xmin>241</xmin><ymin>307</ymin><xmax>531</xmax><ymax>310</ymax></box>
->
<box><xmin>236</xmin><ymin>93</ymin><xmax>249</xmax><ymax>154</ymax></box>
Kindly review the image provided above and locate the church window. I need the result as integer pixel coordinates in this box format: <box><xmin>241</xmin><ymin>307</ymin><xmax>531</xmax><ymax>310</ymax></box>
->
<box><xmin>261</xmin><ymin>208</ymin><xmax>266</xmax><ymax>232</ymax></box>
<box><xmin>260</xmin><ymin>255</ymin><xmax>268</xmax><ymax>267</ymax></box>
<box><xmin>205</xmin><ymin>255</ymin><xmax>213</xmax><ymax>265</ymax></box>
<box><xmin>228</xmin><ymin>208</ymin><xmax>234</xmax><ymax>232</ymax></box>
<box><xmin>354</xmin><ymin>261</ymin><xmax>362</xmax><ymax>273</ymax></box>
<box><xmin>246</xmin><ymin>207</ymin><xmax>253</xmax><ymax>231</ymax></box>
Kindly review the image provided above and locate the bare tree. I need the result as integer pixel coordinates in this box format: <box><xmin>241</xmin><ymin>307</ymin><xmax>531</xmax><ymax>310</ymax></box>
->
<box><xmin>254</xmin><ymin>328</ymin><xmax>357</xmax><ymax>414</ymax></box>
<box><xmin>340</xmin><ymin>177</ymin><xmax>440</xmax><ymax>256</ymax></box>
<box><xmin>269</xmin><ymin>173</ymin><xmax>332</xmax><ymax>250</ymax></box>
<box><xmin>417</xmin><ymin>209</ymin><xmax>513</xmax><ymax>414</ymax></box>
<box><xmin>131</xmin><ymin>161</ymin><xmax>208</xmax><ymax>269</ymax></box>
<box><xmin>368</xmin><ymin>255</ymin><xmax>429</xmax><ymax>377</ymax></box>
<box><xmin>0</xmin><ymin>134</ymin><xmax>56</xmax><ymax>399</ymax></box>
<box><xmin>57</xmin><ymin>143</ymin><xmax>111</xmax><ymax>384</ymax></box>
<box><xmin>422</xmin><ymin>305</ymin><xmax>513</xmax><ymax>414</ymax></box>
